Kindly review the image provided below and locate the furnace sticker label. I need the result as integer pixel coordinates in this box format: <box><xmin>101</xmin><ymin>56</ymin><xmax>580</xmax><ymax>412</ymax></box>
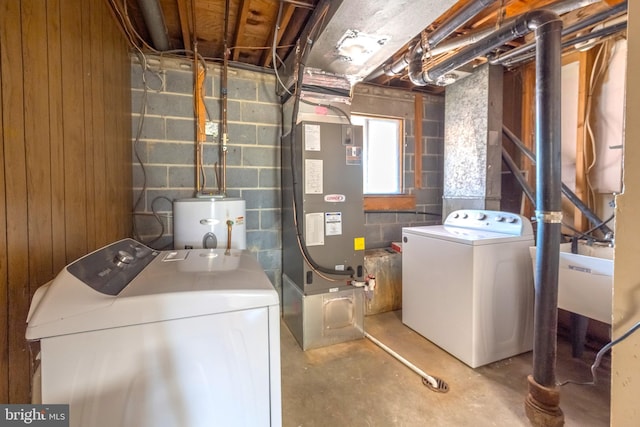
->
<box><xmin>346</xmin><ymin>146</ymin><xmax>362</xmax><ymax>165</ymax></box>
<box><xmin>325</xmin><ymin>212</ymin><xmax>342</xmax><ymax>236</ymax></box>
<box><xmin>305</xmin><ymin>212</ymin><xmax>325</xmax><ymax>246</ymax></box>
<box><xmin>304</xmin><ymin>124</ymin><xmax>321</xmax><ymax>151</ymax></box>
<box><xmin>305</xmin><ymin>159</ymin><xmax>323</xmax><ymax>194</ymax></box>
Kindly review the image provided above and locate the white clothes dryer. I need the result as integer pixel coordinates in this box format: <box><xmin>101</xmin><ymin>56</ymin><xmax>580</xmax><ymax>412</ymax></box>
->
<box><xmin>26</xmin><ymin>239</ymin><xmax>281</xmax><ymax>427</ymax></box>
<box><xmin>402</xmin><ymin>210</ymin><xmax>535</xmax><ymax>368</ymax></box>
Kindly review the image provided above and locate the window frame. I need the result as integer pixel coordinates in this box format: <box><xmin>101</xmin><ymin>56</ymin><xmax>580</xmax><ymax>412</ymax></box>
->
<box><xmin>352</xmin><ymin>113</ymin><xmax>416</xmax><ymax>210</ymax></box>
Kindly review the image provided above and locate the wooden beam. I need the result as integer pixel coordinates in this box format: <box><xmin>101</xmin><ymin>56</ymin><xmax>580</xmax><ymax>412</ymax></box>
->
<box><xmin>261</xmin><ymin>2</ymin><xmax>294</xmax><ymax>67</ymax></box>
<box><xmin>232</xmin><ymin>0</ymin><xmax>250</xmax><ymax>62</ymax></box>
<box><xmin>364</xmin><ymin>195</ymin><xmax>416</xmax><ymax>211</ymax></box>
<box><xmin>571</xmin><ymin>50</ymin><xmax>596</xmax><ymax>232</ymax></box>
<box><xmin>520</xmin><ymin>62</ymin><xmax>536</xmax><ymax>219</ymax></box>
<box><xmin>177</xmin><ymin>0</ymin><xmax>192</xmax><ymax>51</ymax></box>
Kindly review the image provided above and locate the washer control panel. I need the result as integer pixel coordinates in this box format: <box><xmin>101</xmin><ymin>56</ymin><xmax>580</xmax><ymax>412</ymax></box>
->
<box><xmin>444</xmin><ymin>210</ymin><xmax>532</xmax><ymax>236</ymax></box>
<box><xmin>66</xmin><ymin>239</ymin><xmax>159</xmax><ymax>295</ymax></box>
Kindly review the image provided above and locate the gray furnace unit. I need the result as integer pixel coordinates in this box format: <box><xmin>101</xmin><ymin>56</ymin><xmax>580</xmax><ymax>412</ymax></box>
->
<box><xmin>282</xmin><ymin>121</ymin><xmax>365</xmax><ymax>350</ymax></box>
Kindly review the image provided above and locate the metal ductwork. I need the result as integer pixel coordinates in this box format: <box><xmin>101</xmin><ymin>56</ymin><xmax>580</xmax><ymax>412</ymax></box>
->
<box><xmin>279</xmin><ymin>0</ymin><xmax>458</xmax><ymax>97</ymax></box>
<box><xmin>138</xmin><ymin>0</ymin><xmax>170</xmax><ymax>51</ymax></box>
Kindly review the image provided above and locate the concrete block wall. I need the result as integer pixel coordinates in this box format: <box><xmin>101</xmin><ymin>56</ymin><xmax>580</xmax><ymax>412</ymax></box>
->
<box><xmin>353</xmin><ymin>86</ymin><xmax>445</xmax><ymax>248</ymax></box>
<box><xmin>130</xmin><ymin>55</ymin><xmax>282</xmax><ymax>288</ymax></box>
<box><xmin>130</xmin><ymin>54</ymin><xmax>446</xmax><ymax>288</ymax></box>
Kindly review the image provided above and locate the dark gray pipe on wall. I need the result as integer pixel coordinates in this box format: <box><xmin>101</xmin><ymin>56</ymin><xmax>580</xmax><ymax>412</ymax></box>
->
<box><xmin>532</xmin><ymin>15</ymin><xmax>563</xmax><ymax>389</ymax></box>
<box><xmin>502</xmin><ymin>126</ymin><xmax>614</xmax><ymax>236</ymax></box>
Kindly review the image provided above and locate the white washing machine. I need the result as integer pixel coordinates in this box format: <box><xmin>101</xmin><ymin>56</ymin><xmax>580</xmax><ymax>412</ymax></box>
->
<box><xmin>26</xmin><ymin>239</ymin><xmax>281</xmax><ymax>427</ymax></box>
<box><xmin>402</xmin><ymin>209</ymin><xmax>534</xmax><ymax>368</ymax></box>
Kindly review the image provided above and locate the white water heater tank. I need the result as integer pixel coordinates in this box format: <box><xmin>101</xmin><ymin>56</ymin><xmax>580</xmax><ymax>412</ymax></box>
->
<box><xmin>173</xmin><ymin>198</ymin><xmax>246</xmax><ymax>250</ymax></box>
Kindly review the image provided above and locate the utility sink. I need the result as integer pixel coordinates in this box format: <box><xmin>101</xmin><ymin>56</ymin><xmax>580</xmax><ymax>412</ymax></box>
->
<box><xmin>530</xmin><ymin>242</ymin><xmax>613</xmax><ymax>325</ymax></box>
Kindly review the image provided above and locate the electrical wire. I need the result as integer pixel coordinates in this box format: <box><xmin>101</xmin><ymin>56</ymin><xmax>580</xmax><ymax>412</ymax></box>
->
<box><xmin>281</xmin><ymin>4</ymin><xmax>356</xmax><ymax>281</ymax></box>
<box><xmin>273</xmin><ymin>0</ymin><xmax>293</xmax><ymax>96</ymax></box>
<box><xmin>299</xmin><ymin>98</ymin><xmax>351</xmax><ymax>123</ymax></box>
<box><xmin>559</xmin><ymin>320</ymin><xmax>640</xmax><ymax>387</ymax></box>
<box><xmin>130</xmin><ymin>51</ymin><xmax>173</xmax><ymax>245</ymax></box>
<box><xmin>583</xmin><ymin>39</ymin><xmax>615</xmax><ymax>209</ymax></box>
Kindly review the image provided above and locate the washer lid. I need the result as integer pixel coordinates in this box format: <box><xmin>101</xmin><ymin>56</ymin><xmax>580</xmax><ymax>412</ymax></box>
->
<box><xmin>403</xmin><ymin>225</ymin><xmax>533</xmax><ymax>245</ymax></box>
<box><xmin>26</xmin><ymin>247</ymin><xmax>278</xmax><ymax>340</ymax></box>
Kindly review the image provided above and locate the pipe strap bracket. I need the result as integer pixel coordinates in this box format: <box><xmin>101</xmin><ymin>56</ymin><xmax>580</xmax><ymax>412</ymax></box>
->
<box><xmin>535</xmin><ymin>211</ymin><xmax>562</xmax><ymax>224</ymax></box>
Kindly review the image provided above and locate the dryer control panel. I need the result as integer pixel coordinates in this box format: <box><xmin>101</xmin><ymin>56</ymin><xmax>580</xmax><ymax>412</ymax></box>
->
<box><xmin>444</xmin><ymin>210</ymin><xmax>533</xmax><ymax>237</ymax></box>
<box><xmin>67</xmin><ymin>239</ymin><xmax>159</xmax><ymax>295</ymax></box>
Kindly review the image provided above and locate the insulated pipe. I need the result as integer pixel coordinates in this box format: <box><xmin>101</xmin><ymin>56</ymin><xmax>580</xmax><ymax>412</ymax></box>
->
<box><xmin>491</xmin><ymin>0</ymin><xmax>627</xmax><ymax>65</ymax></box>
<box><xmin>137</xmin><ymin>0</ymin><xmax>170</xmax><ymax>51</ymax></box>
<box><xmin>502</xmin><ymin>126</ymin><xmax>614</xmax><ymax>236</ymax></box>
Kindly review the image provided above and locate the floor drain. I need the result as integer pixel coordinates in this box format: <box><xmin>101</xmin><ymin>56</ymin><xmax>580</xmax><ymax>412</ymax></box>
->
<box><xmin>423</xmin><ymin>376</ymin><xmax>449</xmax><ymax>393</ymax></box>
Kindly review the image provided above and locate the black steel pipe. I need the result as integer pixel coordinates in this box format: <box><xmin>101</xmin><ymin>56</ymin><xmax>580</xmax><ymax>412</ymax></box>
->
<box><xmin>383</xmin><ymin>0</ymin><xmax>497</xmax><ymax>79</ymax></box>
<box><xmin>491</xmin><ymin>0</ymin><xmax>627</xmax><ymax>65</ymax></box>
<box><xmin>411</xmin><ymin>10</ymin><xmax>558</xmax><ymax>85</ymax></box>
<box><xmin>375</xmin><ymin>0</ymin><xmax>599</xmax><ymax>82</ymax></box>
<box><xmin>502</xmin><ymin>126</ymin><xmax>614</xmax><ymax>236</ymax></box>
<box><xmin>501</xmin><ymin>147</ymin><xmax>536</xmax><ymax>204</ymax></box>
<box><xmin>428</xmin><ymin>0</ymin><xmax>498</xmax><ymax>48</ymax></box>
<box><xmin>502</xmin><ymin>19</ymin><xmax>627</xmax><ymax>67</ymax></box>
<box><xmin>533</xmin><ymin>16</ymin><xmax>563</xmax><ymax>388</ymax></box>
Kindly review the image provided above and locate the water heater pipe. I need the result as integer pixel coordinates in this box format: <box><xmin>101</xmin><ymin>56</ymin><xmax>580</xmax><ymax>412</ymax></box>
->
<box><xmin>220</xmin><ymin>0</ymin><xmax>231</xmax><ymax>196</ymax></box>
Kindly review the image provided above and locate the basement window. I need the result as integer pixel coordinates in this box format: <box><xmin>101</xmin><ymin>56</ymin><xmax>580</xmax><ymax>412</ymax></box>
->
<box><xmin>351</xmin><ymin>115</ymin><xmax>403</xmax><ymax>195</ymax></box>
<box><xmin>352</xmin><ymin>114</ymin><xmax>414</xmax><ymax>210</ymax></box>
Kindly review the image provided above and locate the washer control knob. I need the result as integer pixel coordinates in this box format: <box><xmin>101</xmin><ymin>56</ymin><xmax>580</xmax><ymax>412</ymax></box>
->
<box><xmin>475</xmin><ymin>213</ymin><xmax>486</xmax><ymax>220</ymax></box>
<box><xmin>507</xmin><ymin>216</ymin><xmax>518</xmax><ymax>223</ymax></box>
<box><xmin>452</xmin><ymin>213</ymin><xmax>460</xmax><ymax>219</ymax></box>
<box><xmin>114</xmin><ymin>250</ymin><xmax>134</xmax><ymax>267</ymax></box>
<box><xmin>462</xmin><ymin>213</ymin><xmax>468</xmax><ymax>219</ymax></box>
<box><xmin>495</xmin><ymin>216</ymin><xmax>505</xmax><ymax>222</ymax></box>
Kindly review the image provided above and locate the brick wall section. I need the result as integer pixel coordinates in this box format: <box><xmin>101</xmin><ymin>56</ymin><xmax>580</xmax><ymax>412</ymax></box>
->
<box><xmin>130</xmin><ymin>55</ymin><xmax>282</xmax><ymax>288</ymax></box>
<box><xmin>130</xmin><ymin>54</ymin><xmax>446</xmax><ymax>288</ymax></box>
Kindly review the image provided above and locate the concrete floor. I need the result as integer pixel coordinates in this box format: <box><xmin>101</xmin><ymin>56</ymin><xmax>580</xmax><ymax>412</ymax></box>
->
<box><xmin>281</xmin><ymin>310</ymin><xmax>610</xmax><ymax>427</ymax></box>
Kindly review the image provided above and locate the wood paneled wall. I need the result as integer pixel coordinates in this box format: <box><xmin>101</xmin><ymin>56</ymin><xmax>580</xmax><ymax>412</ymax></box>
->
<box><xmin>0</xmin><ymin>0</ymin><xmax>132</xmax><ymax>403</ymax></box>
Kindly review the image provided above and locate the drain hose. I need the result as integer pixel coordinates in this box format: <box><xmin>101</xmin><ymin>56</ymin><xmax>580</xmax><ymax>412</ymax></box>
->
<box><xmin>364</xmin><ymin>332</ymin><xmax>449</xmax><ymax>393</ymax></box>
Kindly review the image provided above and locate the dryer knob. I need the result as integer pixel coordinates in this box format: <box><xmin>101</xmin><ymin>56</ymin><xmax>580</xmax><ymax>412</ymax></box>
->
<box><xmin>114</xmin><ymin>250</ymin><xmax>134</xmax><ymax>267</ymax></box>
<box><xmin>462</xmin><ymin>213</ymin><xmax>468</xmax><ymax>219</ymax></box>
<box><xmin>495</xmin><ymin>216</ymin><xmax>505</xmax><ymax>222</ymax></box>
<box><xmin>475</xmin><ymin>213</ymin><xmax>486</xmax><ymax>220</ymax></box>
<box><xmin>507</xmin><ymin>217</ymin><xmax>518</xmax><ymax>223</ymax></box>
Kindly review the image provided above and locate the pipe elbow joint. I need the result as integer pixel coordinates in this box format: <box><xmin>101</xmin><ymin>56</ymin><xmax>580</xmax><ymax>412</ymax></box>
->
<box><xmin>526</xmin><ymin>9</ymin><xmax>562</xmax><ymax>32</ymax></box>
